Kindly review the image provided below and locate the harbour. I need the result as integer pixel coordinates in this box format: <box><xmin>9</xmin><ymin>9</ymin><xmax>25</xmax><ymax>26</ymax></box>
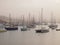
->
<box><xmin>0</xmin><ymin>25</ymin><xmax>60</xmax><ymax>45</ymax></box>
<box><xmin>0</xmin><ymin>0</ymin><xmax>60</xmax><ymax>45</ymax></box>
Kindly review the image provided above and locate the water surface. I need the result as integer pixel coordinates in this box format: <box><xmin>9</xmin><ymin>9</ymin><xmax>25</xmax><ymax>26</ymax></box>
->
<box><xmin>0</xmin><ymin>25</ymin><xmax>60</xmax><ymax>45</ymax></box>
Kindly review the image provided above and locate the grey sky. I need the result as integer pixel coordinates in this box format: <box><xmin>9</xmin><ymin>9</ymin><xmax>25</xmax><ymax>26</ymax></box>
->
<box><xmin>0</xmin><ymin>0</ymin><xmax>60</xmax><ymax>22</ymax></box>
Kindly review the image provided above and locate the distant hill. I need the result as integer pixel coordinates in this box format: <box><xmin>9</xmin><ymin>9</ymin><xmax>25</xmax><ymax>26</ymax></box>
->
<box><xmin>0</xmin><ymin>16</ymin><xmax>9</xmax><ymax>24</ymax></box>
<box><xmin>0</xmin><ymin>15</ymin><xmax>20</xmax><ymax>25</ymax></box>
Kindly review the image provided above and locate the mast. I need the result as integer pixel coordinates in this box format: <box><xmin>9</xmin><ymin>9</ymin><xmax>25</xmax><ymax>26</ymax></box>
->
<box><xmin>32</xmin><ymin>15</ymin><xmax>35</xmax><ymax>25</ymax></box>
<box><xmin>9</xmin><ymin>13</ymin><xmax>11</xmax><ymax>27</ymax></box>
<box><xmin>51</xmin><ymin>12</ymin><xmax>54</xmax><ymax>25</ymax></box>
<box><xmin>54</xmin><ymin>18</ymin><xmax>56</xmax><ymax>24</ymax></box>
<box><xmin>39</xmin><ymin>12</ymin><xmax>40</xmax><ymax>25</ymax></box>
<box><xmin>28</xmin><ymin>13</ymin><xmax>30</xmax><ymax>25</ymax></box>
<box><xmin>53</xmin><ymin>15</ymin><xmax>56</xmax><ymax>24</ymax></box>
<box><xmin>40</xmin><ymin>8</ymin><xmax>43</xmax><ymax>28</ymax></box>
<box><xmin>21</xmin><ymin>15</ymin><xmax>22</xmax><ymax>26</ymax></box>
<box><xmin>22</xmin><ymin>15</ymin><xmax>24</xmax><ymax>26</ymax></box>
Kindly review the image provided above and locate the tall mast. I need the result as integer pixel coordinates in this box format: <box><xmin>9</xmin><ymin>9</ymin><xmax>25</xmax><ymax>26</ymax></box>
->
<box><xmin>53</xmin><ymin>16</ymin><xmax>56</xmax><ymax>24</ymax></box>
<box><xmin>39</xmin><ymin>12</ymin><xmax>40</xmax><ymax>25</ymax></box>
<box><xmin>28</xmin><ymin>13</ymin><xmax>30</xmax><ymax>25</ymax></box>
<box><xmin>21</xmin><ymin>15</ymin><xmax>24</xmax><ymax>26</ymax></box>
<box><xmin>51</xmin><ymin>12</ymin><xmax>53</xmax><ymax>24</ymax></box>
<box><xmin>40</xmin><ymin>8</ymin><xmax>43</xmax><ymax>28</ymax></box>
<box><xmin>41</xmin><ymin>8</ymin><xmax>43</xmax><ymax>25</ymax></box>
<box><xmin>32</xmin><ymin>15</ymin><xmax>35</xmax><ymax>24</ymax></box>
<box><xmin>22</xmin><ymin>15</ymin><xmax>24</xmax><ymax>26</ymax></box>
<box><xmin>9</xmin><ymin>13</ymin><xmax>11</xmax><ymax>27</ymax></box>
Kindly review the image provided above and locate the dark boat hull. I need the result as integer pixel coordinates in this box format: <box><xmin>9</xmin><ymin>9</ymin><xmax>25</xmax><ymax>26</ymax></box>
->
<box><xmin>31</xmin><ymin>25</ymin><xmax>36</xmax><ymax>28</ymax></box>
<box><xmin>49</xmin><ymin>25</ymin><xmax>58</xmax><ymax>29</ymax></box>
<box><xmin>27</xmin><ymin>26</ymin><xmax>32</xmax><ymax>28</ymax></box>
<box><xmin>56</xmin><ymin>29</ymin><xmax>60</xmax><ymax>31</ymax></box>
<box><xmin>21</xmin><ymin>28</ymin><xmax>27</xmax><ymax>31</ymax></box>
<box><xmin>36</xmin><ymin>29</ymin><xmax>49</xmax><ymax>33</ymax></box>
<box><xmin>27</xmin><ymin>25</ymin><xmax>36</xmax><ymax>28</ymax></box>
<box><xmin>5</xmin><ymin>27</ymin><xmax>18</xmax><ymax>30</ymax></box>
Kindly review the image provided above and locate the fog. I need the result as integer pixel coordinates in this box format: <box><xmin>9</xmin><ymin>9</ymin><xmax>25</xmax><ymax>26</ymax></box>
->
<box><xmin>0</xmin><ymin>0</ymin><xmax>60</xmax><ymax>22</ymax></box>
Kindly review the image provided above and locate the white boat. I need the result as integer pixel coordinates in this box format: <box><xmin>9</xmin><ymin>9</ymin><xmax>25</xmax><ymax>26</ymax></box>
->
<box><xmin>36</xmin><ymin>8</ymin><xmax>49</xmax><ymax>33</ymax></box>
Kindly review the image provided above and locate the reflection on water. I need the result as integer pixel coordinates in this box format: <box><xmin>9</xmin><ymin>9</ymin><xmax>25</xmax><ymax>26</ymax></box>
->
<box><xmin>0</xmin><ymin>25</ymin><xmax>60</xmax><ymax>45</ymax></box>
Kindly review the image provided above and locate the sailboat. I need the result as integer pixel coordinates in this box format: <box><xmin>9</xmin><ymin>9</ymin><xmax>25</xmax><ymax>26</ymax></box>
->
<box><xmin>48</xmin><ymin>12</ymin><xmax>58</xmax><ymax>29</ymax></box>
<box><xmin>27</xmin><ymin>13</ymin><xmax>36</xmax><ymax>28</ymax></box>
<box><xmin>35</xmin><ymin>8</ymin><xmax>49</xmax><ymax>33</ymax></box>
<box><xmin>56</xmin><ymin>26</ymin><xmax>60</xmax><ymax>31</ymax></box>
<box><xmin>27</xmin><ymin>13</ymin><xmax>32</xmax><ymax>28</ymax></box>
<box><xmin>21</xmin><ymin>15</ymin><xmax>27</xmax><ymax>31</ymax></box>
<box><xmin>5</xmin><ymin>13</ymin><xmax>18</xmax><ymax>30</ymax></box>
<box><xmin>19</xmin><ymin>16</ymin><xmax>24</xmax><ymax>26</ymax></box>
<box><xmin>30</xmin><ymin>15</ymin><xmax>36</xmax><ymax>28</ymax></box>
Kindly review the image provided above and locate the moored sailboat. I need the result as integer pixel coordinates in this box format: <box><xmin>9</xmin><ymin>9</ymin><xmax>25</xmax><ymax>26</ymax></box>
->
<box><xmin>27</xmin><ymin>13</ymin><xmax>36</xmax><ymax>28</ymax></box>
<box><xmin>27</xmin><ymin>13</ymin><xmax>33</xmax><ymax>28</ymax></box>
<box><xmin>30</xmin><ymin>15</ymin><xmax>36</xmax><ymax>28</ymax></box>
<box><xmin>36</xmin><ymin>8</ymin><xmax>49</xmax><ymax>33</ymax></box>
<box><xmin>21</xmin><ymin>15</ymin><xmax>27</xmax><ymax>31</ymax></box>
<box><xmin>5</xmin><ymin>13</ymin><xmax>18</xmax><ymax>30</ymax></box>
<box><xmin>48</xmin><ymin>12</ymin><xmax>58</xmax><ymax>29</ymax></box>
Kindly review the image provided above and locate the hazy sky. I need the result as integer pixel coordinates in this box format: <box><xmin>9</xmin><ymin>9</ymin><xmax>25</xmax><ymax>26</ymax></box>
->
<box><xmin>0</xmin><ymin>0</ymin><xmax>60</xmax><ymax>22</ymax></box>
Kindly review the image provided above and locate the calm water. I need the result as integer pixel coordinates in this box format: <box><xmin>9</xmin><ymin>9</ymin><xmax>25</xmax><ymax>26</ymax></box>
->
<box><xmin>0</xmin><ymin>25</ymin><xmax>60</xmax><ymax>45</ymax></box>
